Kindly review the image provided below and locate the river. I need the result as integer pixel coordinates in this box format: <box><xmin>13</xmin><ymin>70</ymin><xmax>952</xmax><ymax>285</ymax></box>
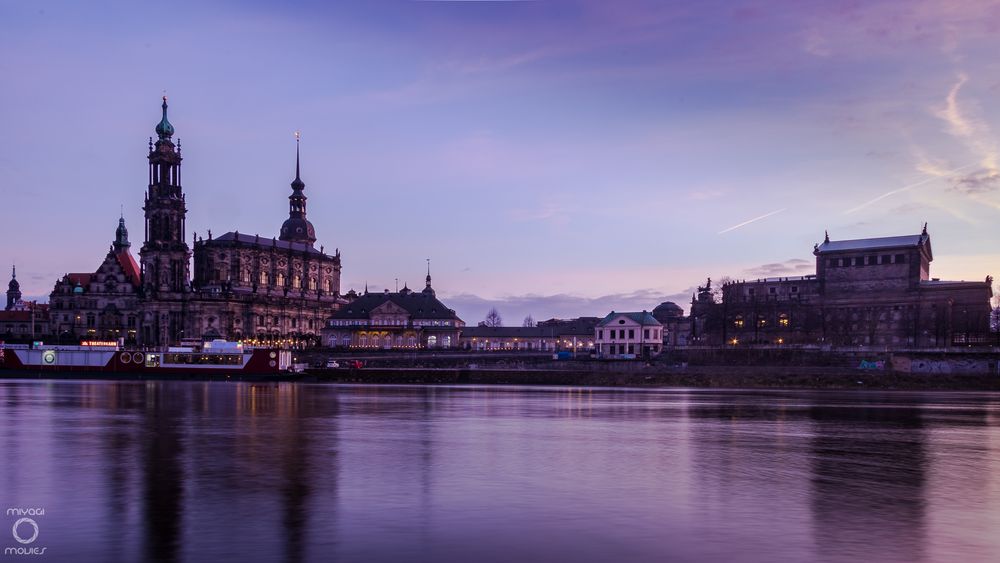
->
<box><xmin>1</xmin><ymin>381</ymin><xmax>999</xmax><ymax>562</ymax></box>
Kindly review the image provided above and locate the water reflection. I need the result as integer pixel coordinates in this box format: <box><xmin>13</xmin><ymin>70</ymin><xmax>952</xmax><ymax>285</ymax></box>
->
<box><xmin>2</xmin><ymin>383</ymin><xmax>1000</xmax><ymax>562</ymax></box>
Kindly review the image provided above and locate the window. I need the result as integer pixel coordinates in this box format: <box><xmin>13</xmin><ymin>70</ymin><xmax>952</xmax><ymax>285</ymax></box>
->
<box><xmin>769</xmin><ymin>287</ymin><xmax>776</xmax><ymax>294</ymax></box>
<box><xmin>610</xmin><ymin>330</ymin><xmax>616</xmax><ymax>340</ymax></box>
<box><xmin>734</xmin><ymin>315</ymin><xmax>744</xmax><ymax>328</ymax></box>
<box><xmin>854</xmin><ymin>257</ymin><xmax>864</xmax><ymax>267</ymax></box>
<box><xmin>748</xmin><ymin>288</ymin><xmax>755</xmax><ymax>295</ymax></box>
<box><xmin>309</xmin><ymin>277</ymin><xmax>317</xmax><ymax>290</ymax></box>
<box><xmin>791</xmin><ymin>286</ymin><xmax>798</xmax><ymax>293</ymax></box>
<box><xmin>598</xmin><ymin>329</ymin><xmax>603</xmax><ymax>339</ymax></box>
<box><xmin>619</xmin><ymin>329</ymin><xmax>625</xmax><ymax>339</ymax></box>
<box><xmin>895</xmin><ymin>254</ymin><xmax>906</xmax><ymax>264</ymax></box>
<box><xmin>758</xmin><ymin>317</ymin><xmax>767</xmax><ymax>327</ymax></box>
<box><xmin>628</xmin><ymin>329</ymin><xmax>634</xmax><ymax>339</ymax></box>
<box><xmin>778</xmin><ymin>314</ymin><xmax>789</xmax><ymax>327</ymax></box>
<box><xmin>260</xmin><ymin>272</ymin><xmax>269</xmax><ymax>285</ymax></box>
<box><xmin>881</xmin><ymin>255</ymin><xmax>891</xmax><ymax>264</ymax></box>
<box><xmin>643</xmin><ymin>329</ymin><xmax>650</xmax><ymax>339</ymax></box>
<box><xmin>293</xmin><ymin>275</ymin><xmax>301</xmax><ymax>289</ymax></box>
<box><xmin>276</xmin><ymin>273</ymin><xmax>285</xmax><ymax>286</ymax></box>
<box><xmin>291</xmin><ymin>318</ymin><xmax>297</xmax><ymax>328</ymax></box>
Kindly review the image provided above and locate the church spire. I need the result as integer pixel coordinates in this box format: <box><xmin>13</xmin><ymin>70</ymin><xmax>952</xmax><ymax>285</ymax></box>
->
<box><xmin>114</xmin><ymin>213</ymin><xmax>131</xmax><ymax>252</ymax></box>
<box><xmin>423</xmin><ymin>258</ymin><xmax>435</xmax><ymax>296</ymax></box>
<box><xmin>279</xmin><ymin>131</ymin><xmax>317</xmax><ymax>245</ymax></box>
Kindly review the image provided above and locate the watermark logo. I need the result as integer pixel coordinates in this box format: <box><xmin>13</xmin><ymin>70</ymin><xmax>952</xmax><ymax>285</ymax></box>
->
<box><xmin>4</xmin><ymin>508</ymin><xmax>46</xmax><ymax>557</ymax></box>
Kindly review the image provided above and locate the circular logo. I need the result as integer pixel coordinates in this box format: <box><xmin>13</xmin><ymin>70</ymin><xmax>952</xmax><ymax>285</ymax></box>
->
<box><xmin>12</xmin><ymin>517</ymin><xmax>39</xmax><ymax>544</ymax></box>
<box><xmin>120</xmin><ymin>352</ymin><xmax>132</xmax><ymax>364</ymax></box>
<box><xmin>42</xmin><ymin>351</ymin><xmax>56</xmax><ymax>365</ymax></box>
<box><xmin>133</xmin><ymin>352</ymin><xmax>144</xmax><ymax>364</ymax></box>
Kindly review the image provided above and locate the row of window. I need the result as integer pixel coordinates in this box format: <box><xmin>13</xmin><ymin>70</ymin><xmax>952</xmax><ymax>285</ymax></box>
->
<box><xmin>747</xmin><ymin>286</ymin><xmax>799</xmax><ymax>295</ymax></box>
<box><xmin>828</xmin><ymin>254</ymin><xmax>906</xmax><ymax>268</ymax></box>
<box><xmin>734</xmin><ymin>314</ymin><xmax>791</xmax><ymax>329</ymax></box>
<box><xmin>327</xmin><ymin>319</ymin><xmax>456</xmax><ymax>327</ymax></box>
<box><xmin>597</xmin><ymin>328</ymin><xmax>662</xmax><ymax>340</ymax></box>
<box><xmin>254</xmin><ymin>316</ymin><xmax>315</xmax><ymax>329</ymax></box>
<box><xmin>601</xmin><ymin>344</ymin><xmax>661</xmax><ymax>355</ymax></box>
<box><xmin>212</xmin><ymin>270</ymin><xmax>333</xmax><ymax>292</ymax></box>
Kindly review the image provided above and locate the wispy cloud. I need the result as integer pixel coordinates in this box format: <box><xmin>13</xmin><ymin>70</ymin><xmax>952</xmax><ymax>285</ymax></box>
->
<box><xmin>844</xmin><ymin>161</ymin><xmax>977</xmax><ymax>214</ymax></box>
<box><xmin>743</xmin><ymin>258</ymin><xmax>813</xmax><ymax>278</ymax></box>
<box><xmin>718</xmin><ymin>208</ymin><xmax>786</xmax><ymax>235</ymax></box>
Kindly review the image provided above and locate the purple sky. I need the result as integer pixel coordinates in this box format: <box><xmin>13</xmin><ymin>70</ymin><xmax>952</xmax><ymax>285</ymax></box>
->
<box><xmin>2</xmin><ymin>1</ymin><xmax>1000</xmax><ymax>325</ymax></box>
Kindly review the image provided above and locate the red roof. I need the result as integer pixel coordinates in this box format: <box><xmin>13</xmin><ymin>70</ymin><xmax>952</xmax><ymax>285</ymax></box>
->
<box><xmin>66</xmin><ymin>273</ymin><xmax>93</xmax><ymax>286</ymax></box>
<box><xmin>0</xmin><ymin>311</ymin><xmax>33</xmax><ymax>322</ymax></box>
<box><xmin>116</xmin><ymin>251</ymin><xmax>141</xmax><ymax>287</ymax></box>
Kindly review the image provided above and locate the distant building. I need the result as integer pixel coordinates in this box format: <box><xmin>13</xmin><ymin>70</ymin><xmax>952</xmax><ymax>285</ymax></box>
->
<box><xmin>697</xmin><ymin>227</ymin><xmax>993</xmax><ymax>347</ymax></box>
<box><xmin>321</xmin><ymin>271</ymin><xmax>464</xmax><ymax>349</ymax></box>
<box><xmin>461</xmin><ymin>317</ymin><xmax>598</xmax><ymax>352</ymax></box>
<box><xmin>6</xmin><ymin>265</ymin><xmax>21</xmax><ymax>311</ymax></box>
<box><xmin>1</xmin><ymin>266</ymin><xmax>48</xmax><ymax>341</ymax></box>
<box><xmin>595</xmin><ymin>311</ymin><xmax>663</xmax><ymax>359</ymax></box>
<box><xmin>652</xmin><ymin>301</ymin><xmax>691</xmax><ymax>347</ymax></box>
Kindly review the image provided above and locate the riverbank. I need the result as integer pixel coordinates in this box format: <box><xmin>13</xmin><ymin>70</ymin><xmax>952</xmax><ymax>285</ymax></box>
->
<box><xmin>302</xmin><ymin>365</ymin><xmax>1000</xmax><ymax>391</ymax></box>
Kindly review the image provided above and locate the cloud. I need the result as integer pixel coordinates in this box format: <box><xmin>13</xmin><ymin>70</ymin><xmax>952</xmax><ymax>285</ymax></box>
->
<box><xmin>742</xmin><ymin>258</ymin><xmax>813</xmax><ymax>279</ymax></box>
<box><xmin>934</xmin><ymin>73</ymin><xmax>999</xmax><ymax>174</ymax></box>
<box><xmin>441</xmin><ymin>287</ymin><xmax>695</xmax><ymax>326</ymax></box>
<box><xmin>952</xmin><ymin>169</ymin><xmax>1000</xmax><ymax>194</ymax></box>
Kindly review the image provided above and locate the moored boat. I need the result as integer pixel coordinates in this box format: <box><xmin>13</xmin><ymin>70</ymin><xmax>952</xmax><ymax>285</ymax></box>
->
<box><xmin>0</xmin><ymin>340</ymin><xmax>293</xmax><ymax>378</ymax></box>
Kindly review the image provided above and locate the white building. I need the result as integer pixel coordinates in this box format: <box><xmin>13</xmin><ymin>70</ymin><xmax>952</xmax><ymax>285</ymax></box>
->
<box><xmin>595</xmin><ymin>311</ymin><xmax>663</xmax><ymax>359</ymax></box>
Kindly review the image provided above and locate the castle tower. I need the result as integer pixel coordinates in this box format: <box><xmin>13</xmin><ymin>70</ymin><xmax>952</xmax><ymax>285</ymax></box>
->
<box><xmin>6</xmin><ymin>264</ymin><xmax>20</xmax><ymax>311</ymax></box>
<box><xmin>278</xmin><ymin>132</ymin><xmax>317</xmax><ymax>246</ymax></box>
<box><xmin>140</xmin><ymin>96</ymin><xmax>191</xmax><ymax>296</ymax></box>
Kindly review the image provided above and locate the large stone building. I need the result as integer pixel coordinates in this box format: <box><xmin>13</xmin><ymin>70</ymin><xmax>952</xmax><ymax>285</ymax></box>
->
<box><xmin>47</xmin><ymin>98</ymin><xmax>344</xmax><ymax>346</ymax></box>
<box><xmin>48</xmin><ymin>217</ymin><xmax>142</xmax><ymax>341</ymax></box>
<box><xmin>696</xmin><ymin>228</ymin><xmax>993</xmax><ymax>347</ymax></box>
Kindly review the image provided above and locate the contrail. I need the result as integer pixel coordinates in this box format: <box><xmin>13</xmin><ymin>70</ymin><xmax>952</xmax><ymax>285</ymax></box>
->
<box><xmin>718</xmin><ymin>208</ymin><xmax>787</xmax><ymax>234</ymax></box>
<box><xmin>844</xmin><ymin>161</ymin><xmax>978</xmax><ymax>214</ymax></box>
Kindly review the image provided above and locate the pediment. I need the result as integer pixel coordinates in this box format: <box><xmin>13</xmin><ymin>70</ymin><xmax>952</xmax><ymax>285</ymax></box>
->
<box><xmin>372</xmin><ymin>300</ymin><xmax>409</xmax><ymax>316</ymax></box>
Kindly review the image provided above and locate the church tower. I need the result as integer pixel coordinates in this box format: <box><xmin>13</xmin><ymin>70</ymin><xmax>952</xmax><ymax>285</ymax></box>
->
<box><xmin>140</xmin><ymin>96</ymin><xmax>191</xmax><ymax>296</ymax></box>
<box><xmin>278</xmin><ymin>132</ymin><xmax>318</xmax><ymax>246</ymax></box>
<box><xmin>5</xmin><ymin>265</ymin><xmax>20</xmax><ymax>311</ymax></box>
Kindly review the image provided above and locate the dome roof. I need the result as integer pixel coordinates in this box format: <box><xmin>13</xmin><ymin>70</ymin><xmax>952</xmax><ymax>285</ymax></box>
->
<box><xmin>279</xmin><ymin>217</ymin><xmax>316</xmax><ymax>244</ymax></box>
<box><xmin>652</xmin><ymin>301</ymin><xmax>683</xmax><ymax>318</ymax></box>
<box><xmin>155</xmin><ymin>97</ymin><xmax>174</xmax><ymax>139</ymax></box>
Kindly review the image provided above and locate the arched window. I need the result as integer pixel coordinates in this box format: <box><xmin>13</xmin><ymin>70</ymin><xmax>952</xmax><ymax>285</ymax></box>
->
<box><xmin>260</xmin><ymin>271</ymin><xmax>269</xmax><ymax>286</ymax></box>
<box><xmin>276</xmin><ymin>273</ymin><xmax>285</xmax><ymax>287</ymax></box>
<box><xmin>293</xmin><ymin>275</ymin><xmax>301</xmax><ymax>289</ymax></box>
<box><xmin>308</xmin><ymin>277</ymin><xmax>317</xmax><ymax>291</ymax></box>
<box><xmin>734</xmin><ymin>315</ymin><xmax>744</xmax><ymax>328</ymax></box>
<box><xmin>324</xmin><ymin>279</ymin><xmax>332</xmax><ymax>292</ymax></box>
<box><xmin>427</xmin><ymin>335</ymin><xmax>437</xmax><ymax>348</ymax></box>
<box><xmin>408</xmin><ymin>336</ymin><xmax>416</xmax><ymax>347</ymax></box>
<box><xmin>441</xmin><ymin>336</ymin><xmax>451</xmax><ymax>348</ymax></box>
<box><xmin>342</xmin><ymin>335</ymin><xmax>350</xmax><ymax>347</ymax></box>
<box><xmin>778</xmin><ymin>313</ymin><xmax>789</xmax><ymax>327</ymax></box>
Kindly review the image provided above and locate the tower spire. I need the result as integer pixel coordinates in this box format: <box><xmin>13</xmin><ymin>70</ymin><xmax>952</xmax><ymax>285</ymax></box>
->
<box><xmin>279</xmin><ymin>130</ymin><xmax>316</xmax><ymax>245</ymax></box>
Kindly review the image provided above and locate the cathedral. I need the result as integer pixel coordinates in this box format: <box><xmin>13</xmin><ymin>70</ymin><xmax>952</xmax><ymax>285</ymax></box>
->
<box><xmin>48</xmin><ymin>98</ymin><xmax>344</xmax><ymax>346</ymax></box>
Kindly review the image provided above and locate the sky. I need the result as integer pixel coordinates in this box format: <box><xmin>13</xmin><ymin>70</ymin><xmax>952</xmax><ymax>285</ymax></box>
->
<box><xmin>2</xmin><ymin>0</ymin><xmax>1000</xmax><ymax>325</ymax></box>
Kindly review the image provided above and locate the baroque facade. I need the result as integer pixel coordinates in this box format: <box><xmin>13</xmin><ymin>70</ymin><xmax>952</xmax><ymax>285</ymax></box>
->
<box><xmin>48</xmin><ymin>98</ymin><xmax>344</xmax><ymax>346</ymax></box>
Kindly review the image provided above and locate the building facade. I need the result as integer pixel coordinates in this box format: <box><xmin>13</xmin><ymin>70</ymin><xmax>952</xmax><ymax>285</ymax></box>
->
<box><xmin>48</xmin><ymin>218</ymin><xmax>142</xmax><ymax>342</ymax></box>
<box><xmin>699</xmin><ymin>228</ymin><xmax>993</xmax><ymax>347</ymax></box>
<box><xmin>595</xmin><ymin>311</ymin><xmax>663</xmax><ymax>358</ymax></box>
<box><xmin>321</xmin><ymin>274</ymin><xmax>464</xmax><ymax>349</ymax></box>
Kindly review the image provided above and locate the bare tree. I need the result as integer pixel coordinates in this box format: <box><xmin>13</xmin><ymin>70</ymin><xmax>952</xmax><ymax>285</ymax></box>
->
<box><xmin>484</xmin><ymin>307</ymin><xmax>503</xmax><ymax>327</ymax></box>
<box><xmin>522</xmin><ymin>314</ymin><xmax>535</xmax><ymax>327</ymax></box>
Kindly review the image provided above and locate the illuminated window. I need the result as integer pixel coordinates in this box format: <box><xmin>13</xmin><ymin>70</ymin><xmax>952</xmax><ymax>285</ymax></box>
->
<box><xmin>260</xmin><ymin>271</ymin><xmax>269</xmax><ymax>285</ymax></box>
<box><xmin>758</xmin><ymin>318</ymin><xmax>767</xmax><ymax>327</ymax></box>
<box><xmin>779</xmin><ymin>314</ymin><xmax>789</xmax><ymax>327</ymax></box>
<box><xmin>276</xmin><ymin>273</ymin><xmax>285</xmax><ymax>286</ymax></box>
<box><xmin>734</xmin><ymin>316</ymin><xmax>744</xmax><ymax>328</ymax></box>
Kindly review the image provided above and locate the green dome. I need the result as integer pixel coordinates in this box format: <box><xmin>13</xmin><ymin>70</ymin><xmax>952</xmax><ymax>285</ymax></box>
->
<box><xmin>155</xmin><ymin>96</ymin><xmax>174</xmax><ymax>139</ymax></box>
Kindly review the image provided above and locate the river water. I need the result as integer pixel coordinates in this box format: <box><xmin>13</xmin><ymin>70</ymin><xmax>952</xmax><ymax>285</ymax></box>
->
<box><xmin>1</xmin><ymin>381</ymin><xmax>999</xmax><ymax>562</ymax></box>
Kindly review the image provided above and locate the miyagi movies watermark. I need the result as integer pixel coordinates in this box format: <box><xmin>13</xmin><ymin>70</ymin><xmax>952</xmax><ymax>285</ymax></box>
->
<box><xmin>6</xmin><ymin>508</ymin><xmax>46</xmax><ymax>557</ymax></box>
